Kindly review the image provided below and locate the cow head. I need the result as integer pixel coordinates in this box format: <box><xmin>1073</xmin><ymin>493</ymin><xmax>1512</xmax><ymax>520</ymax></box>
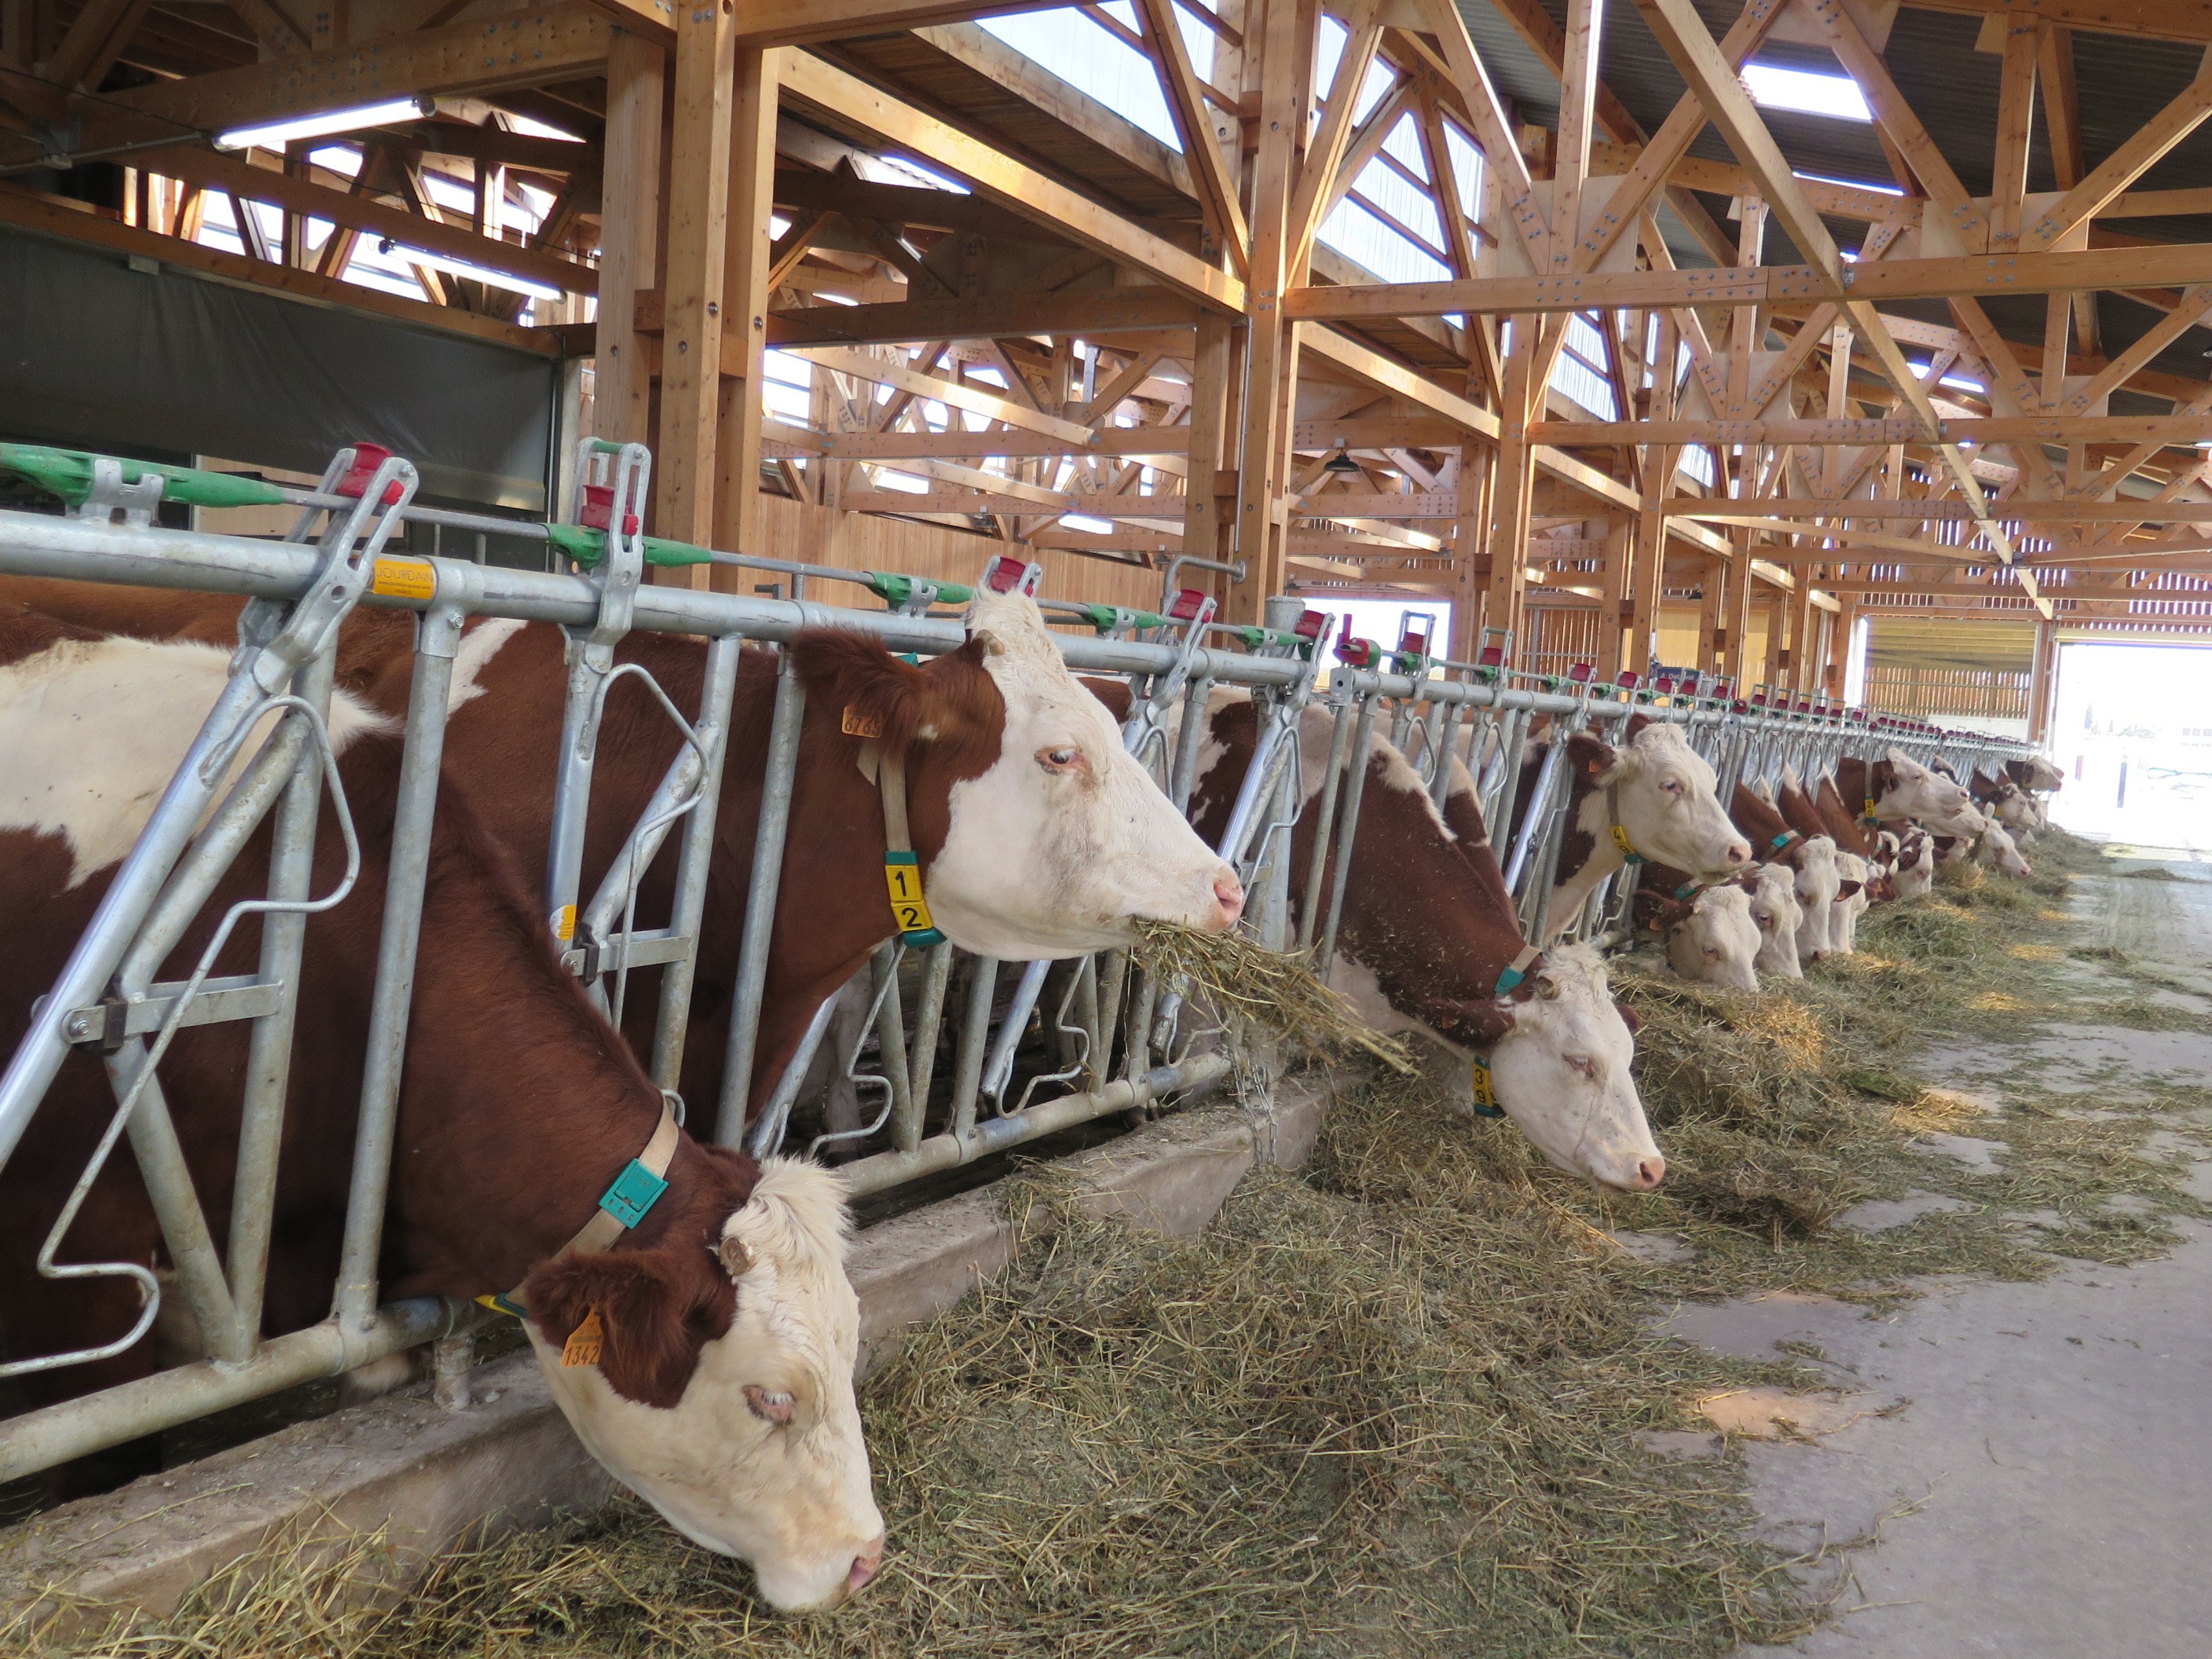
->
<box><xmin>1979</xmin><ymin>821</ymin><xmax>2034</xmax><ymax>878</ymax></box>
<box><xmin>1663</xmin><ymin>884</ymin><xmax>1762</xmax><ymax>991</ymax></box>
<box><xmin>1877</xmin><ymin>749</ymin><xmax>1983</xmax><ymax>833</ymax></box>
<box><xmin>1569</xmin><ymin>720</ymin><xmax>1749</xmax><ymax>878</ymax></box>
<box><xmin>1894</xmin><ymin>830</ymin><xmax>1936</xmax><ymax>897</ymax></box>
<box><xmin>1830</xmin><ymin>852</ymin><xmax>1871</xmax><ymax>951</ymax></box>
<box><xmin>1744</xmin><ymin>865</ymin><xmax>1804</xmax><ymax>980</ymax></box>
<box><xmin>525</xmin><ymin>1159</ymin><xmax>884</xmax><ymax>1613</ymax></box>
<box><xmin>797</xmin><ymin>592</ymin><xmax>1240</xmax><ymax>958</ymax></box>
<box><xmin>1483</xmin><ymin>946</ymin><xmax>1664</xmax><ymax>1192</ymax></box>
<box><xmin>1789</xmin><ymin>834</ymin><xmax>1840</xmax><ymax>964</ymax></box>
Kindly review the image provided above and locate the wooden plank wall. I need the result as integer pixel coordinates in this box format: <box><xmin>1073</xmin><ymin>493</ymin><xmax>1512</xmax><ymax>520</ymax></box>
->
<box><xmin>752</xmin><ymin>495</ymin><xmax>1169</xmax><ymax>613</ymax></box>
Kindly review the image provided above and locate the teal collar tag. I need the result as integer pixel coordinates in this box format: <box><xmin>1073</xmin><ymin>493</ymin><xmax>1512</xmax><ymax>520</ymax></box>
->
<box><xmin>599</xmin><ymin>1158</ymin><xmax>670</xmax><ymax>1230</ymax></box>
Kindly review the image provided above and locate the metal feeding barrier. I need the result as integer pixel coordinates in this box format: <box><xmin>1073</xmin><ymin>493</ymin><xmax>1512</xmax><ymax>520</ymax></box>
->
<box><xmin>0</xmin><ymin>438</ymin><xmax>2034</xmax><ymax>1482</ymax></box>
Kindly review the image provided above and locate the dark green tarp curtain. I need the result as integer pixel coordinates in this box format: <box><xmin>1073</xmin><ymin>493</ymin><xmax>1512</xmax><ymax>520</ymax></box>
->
<box><xmin>0</xmin><ymin>223</ymin><xmax>558</xmax><ymax>511</ymax></box>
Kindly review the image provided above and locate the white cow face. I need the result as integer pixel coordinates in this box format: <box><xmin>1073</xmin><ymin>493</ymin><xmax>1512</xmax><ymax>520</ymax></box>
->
<box><xmin>1993</xmin><ymin>783</ymin><xmax>2038</xmax><ymax>836</ymax></box>
<box><xmin>1664</xmin><ymin>884</ymin><xmax>1762</xmax><ymax>991</ymax></box>
<box><xmin>1893</xmin><ymin>833</ymin><xmax>1936</xmax><ymax>898</ymax></box>
<box><xmin>1979</xmin><ymin>821</ymin><xmax>2034</xmax><ymax>879</ymax></box>
<box><xmin>870</xmin><ymin>593</ymin><xmax>1242</xmax><ymax>958</ymax></box>
<box><xmin>1578</xmin><ymin>723</ymin><xmax>1751</xmax><ymax>878</ymax></box>
<box><xmin>1746</xmin><ymin>866</ymin><xmax>1804</xmax><ymax>980</ymax></box>
<box><xmin>1831</xmin><ymin>852</ymin><xmax>1872</xmax><ymax>951</ymax></box>
<box><xmin>1880</xmin><ymin>749</ymin><xmax>1982</xmax><ymax>833</ymax></box>
<box><xmin>528</xmin><ymin>1162</ymin><xmax>884</xmax><ymax>1613</ymax></box>
<box><xmin>1485</xmin><ymin>946</ymin><xmax>1664</xmax><ymax>1192</ymax></box>
<box><xmin>1790</xmin><ymin>835</ymin><xmax>1840</xmax><ymax>964</ymax></box>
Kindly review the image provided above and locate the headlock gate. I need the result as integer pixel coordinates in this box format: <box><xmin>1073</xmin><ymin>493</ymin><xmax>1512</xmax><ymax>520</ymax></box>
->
<box><xmin>0</xmin><ymin>438</ymin><xmax>2032</xmax><ymax>1483</ymax></box>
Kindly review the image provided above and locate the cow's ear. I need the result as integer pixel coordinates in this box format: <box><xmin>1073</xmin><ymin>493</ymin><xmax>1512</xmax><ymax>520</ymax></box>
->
<box><xmin>1080</xmin><ymin>676</ymin><xmax>1134</xmax><ymax>721</ymax></box>
<box><xmin>1623</xmin><ymin>711</ymin><xmax>1654</xmax><ymax>742</ymax></box>
<box><xmin>791</xmin><ymin>630</ymin><xmax>1005</xmax><ymax>760</ymax></box>
<box><xmin>1837</xmin><ymin>879</ymin><xmax>1863</xmax><ymax>899</ymax></box>
<box><xmin>1565</xmin><ymin>731</ymin><xmax>1621</xmax><ymax>784</ymax></box>
<box><xmin>522</xmin><ymin>1246</ymin><xmax>734</xmax><ymax>1410</ymax></box>
<box><xmin>1613</xmin><ymin>1000</ymin><xmax>1643</xmax><ymax>1037</ymax></box>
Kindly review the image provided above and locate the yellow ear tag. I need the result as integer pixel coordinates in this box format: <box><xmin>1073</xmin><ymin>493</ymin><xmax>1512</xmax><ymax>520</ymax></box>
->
<box><xmin>562</xmin><ymin>1309</ymin><xmax>604</xmax><ymax>1368</ymax></box>
<box><xmin>1469</xmin><ymin>1056</ymin><xmax>1504</xmax><ymax>1118</ymax></box>
<box><xmin>842</xmin><ymin>705</ymin><xmax>884</xmax><ymax>738</ymax></box>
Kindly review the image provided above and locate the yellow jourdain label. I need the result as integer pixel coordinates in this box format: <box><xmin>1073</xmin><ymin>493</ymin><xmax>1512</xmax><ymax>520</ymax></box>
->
<box><xmin>884</xmin><ymin>860</ymin><xmax>935</xmax><ymax>936</ymax></box>
<box><xmin>842</xmin><ymin>705</ymin><xmax>884</xmax><ymax>738</ymax></box>
<box><xmin>1469</xmin><ymin>1059</ymin><xmax>1497</xmax><ymax>1111</ymax></box>
<box><xmin>562</xmin><ymin>1309</ymin><xmax>604</xmax><ymax>1368</ymax></box>
<box><xmin>369</xmin><ymin>556</ymin><xmax>438</xmax><ymax>600</ymax></box>
<box><xmin>552</xmin><ymin>903</ymin><xmax>577</xmax><ymax>941</ymax></box>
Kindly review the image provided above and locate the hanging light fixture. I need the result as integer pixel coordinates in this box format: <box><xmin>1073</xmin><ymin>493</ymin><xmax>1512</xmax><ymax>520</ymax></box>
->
<box><xmin>1323</xmin><ymin>445</ymin><xmax>1362</xmax><ymax>476</ymax></box>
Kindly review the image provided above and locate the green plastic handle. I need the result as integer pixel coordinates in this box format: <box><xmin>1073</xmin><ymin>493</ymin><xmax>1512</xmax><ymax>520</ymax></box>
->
<box><xmin>547</xmin><ymin>523</ymin><xmax>715</xmax><ymax>568</ymax></box>
<box><xmin>0</xmin><ymin>443</ymin><xmax>290</xmax><ymax>511</ymax></box>
<box><xmin>866</xmin><ymin>571</ymin><xmax>975</xmax><ymax>610</ymax></box>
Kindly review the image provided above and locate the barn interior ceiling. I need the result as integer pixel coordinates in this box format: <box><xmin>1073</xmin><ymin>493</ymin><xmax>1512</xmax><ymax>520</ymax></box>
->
<box><xmin>3</xmin><ymin>0</ymin><xmax>2211</xmax><ymax>738</ymax></box>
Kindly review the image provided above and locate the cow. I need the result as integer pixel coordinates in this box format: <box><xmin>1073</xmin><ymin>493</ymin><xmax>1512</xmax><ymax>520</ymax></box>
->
<box><xmin>1174</xmin><ymin>690</ymin><xmax>1665</xmax><ymax>1193</ymax></box>
<box><xmin>1833</xmin><ymin>751</ymin><xmax>1985</xmax><ymax>835</ymax></box>
<box><xmin>1509</xmin><ymin>715</ymin><xmax>1751</xmax><ymax>944</ymax></box>
<box><xmin>2006</xmin><ymin>755</ymin><xmax>2064</xmax><ymax>796</ymax></box>
<box><xmin>1978</xmin><ymin>819</ymin><xmax>2034</xmax><ymax>878</ymax></box>
<box><xmin>1743</xmin><ymin>864</ymin><xmax>1806</xmax><ymax>980</ymax></box>
<box><xmin>0</xmin><ymin>578</ymin><xmax>1244</xmax><ymax>1140</ymax></box>
<box><xmin>1973</xmin><ymin>770</ymin><xmax>2042</xmax><ymax>841</ymax></box>
<box><xmin>1653</xmin><ymin>883</ymin><xmax>1762</xmax><ymax>991</ymax></box>
<box><xmin>1830</xmin><ymin>852</ymin><xmax>1872</xmax><ymax>952</ymax></box>
<box><xmin>1730</xmin><ymin>782</ymin><xmax>1841</xmax><ymax>962</ymax></box>
<box><xmin>1889</xmin><ymin>827</ymin><xmax>1936</xmax><ymax>899</ymax></box>
<box><xmin>0</xmin><ymin>609</ymin><xmax>884</xmax><ymax>1610</ymax></box>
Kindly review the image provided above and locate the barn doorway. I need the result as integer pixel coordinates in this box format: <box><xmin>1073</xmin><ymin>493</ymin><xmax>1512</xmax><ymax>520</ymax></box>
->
<box><xmin>2051</xmin><ymin>640</ymin><xmax>2212</xmax><ymax>853</ymax></box>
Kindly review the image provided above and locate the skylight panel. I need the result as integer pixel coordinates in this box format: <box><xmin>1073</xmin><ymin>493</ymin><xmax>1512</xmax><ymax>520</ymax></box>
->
<box><xmin>1350</xmin><ymin>154</ymin><xmax>1443</xmax><ymax>255</ymax></box>
<box><xmin>1741</xmin><ymin>62</ymin><xmax>1872</xmax><ymax>122</ymax></box>
<box><xmin>981</xmin><ymin>8</ymin><xmax>1180</xmax><ymax>150</ymax></box>
<box><xmin>1317</xmin><ymin>196</ymin><xmax>1451</xmax><ymax>285</ymax></box>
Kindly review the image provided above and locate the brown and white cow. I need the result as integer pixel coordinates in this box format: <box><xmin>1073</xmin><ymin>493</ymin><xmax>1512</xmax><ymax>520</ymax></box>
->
<box><xmin>0</xmin><ymin>579</ymin><xmax>1243</xmax><ymax>1138</ymax></box>
<box><xmin>0</xmin><ymin>610</ymin><xmax>883</xmax><ymax>1610</ymax></box>
<box><xmin>1978</xmin><ymin>819</ymin><xmax>2034</xmax><ymax>878</ymax></box>
<box><xmin>1731</xmin><ymin>782</ymin><xmax>1840</xmax><ymax>963</ymax></box>
<box><xmin>1175</xmin><ymin>691</ymin><xmax>1664</xmax><ymax>1192</ymax></box>
<box><xmin>1653</xmin><ymin>883</ymin><xmax>1763</xmax><ymax>991</ymax></box>
<box><xmin>1743</xmin><ymin>864</ymin><xmax>1806</xmax><ymax>980</ymax></box>
<box><xmin>1889</xmin><ymin>827</ymin><xmax>1936</xmax><ymax>899</ymax></box>
<box><xmin>1511</xmin><ymin>716</ymin><xmax>1750</xmax><ymax>943</ymax></box>
<box><xmin>1835</xmin><ymin>751</ymin><xmax>1985</xmax><ymax>836</ymax></box>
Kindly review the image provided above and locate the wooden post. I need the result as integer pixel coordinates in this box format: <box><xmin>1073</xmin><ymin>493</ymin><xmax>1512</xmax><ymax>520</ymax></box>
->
<box><xmin>595</xmin><ymin>28</ymin><xmax>667</xmax><ymax>449</ymax></box>
<box><xmin>1182</xmin><ymin>311</ymin><xmax>1236</xmax><ymax>597</ymax></box>
<box><xmin>709</xmin><ymin>45</ymin><xmax>784</xmax><ymax>588</ymax></box>
<box><xmin>1485</xmin><ymin>317</ymin><xmax>1545</xmax><ymax>654</ymax></box>
<box><xmin>654</xmin><ymin>0</ymin><xmax>738</xmax><ymax>548</ymax></box>
<box><xmin>1598</xmin><ymin>515</ymin><xmax>1632</xmax><ymax>679</ymax></box>
<box><xmin>1227</xmin><ymin>0</ymin><xmax>1308</xmax><ymax>624</ymax></box>
<box><xmin>2027</xmin><ymin>619</ymin><xmax>2057</xmax><ymax>742</ymax></box>
<box><xmin>1452</xmin><ymin>441</ymin><xmax>1489</xmax><ymax>659</ymax></box>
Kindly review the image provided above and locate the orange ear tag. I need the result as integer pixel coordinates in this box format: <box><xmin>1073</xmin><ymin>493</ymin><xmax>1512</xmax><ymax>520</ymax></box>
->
<box><xmin>842</xmin><ymin>705</ymin><xmax>884</xmax><ymax>738</ymax></box>
<box><xmin>562</xmin><ymin>1309</ymin><xmax>604</xmax><ymax>1368</ymax></box>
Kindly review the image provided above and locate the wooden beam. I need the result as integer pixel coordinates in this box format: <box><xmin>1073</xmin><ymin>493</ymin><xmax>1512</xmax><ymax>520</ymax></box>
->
<box><xmin>1287</xmin><ymin>0</ymin><xmax>1384</xmax><ymax>277</ymax></box>
<box><xmin>593</xmin><ymin>27</ymin><xmax>662</xmax><ymax>448</ymax></box>
<box><xmin>46</xmin><ymin>0</ymin><xmax>152</xmax><ymax>91</ymax></box>
<box><xmin>1134</xmin><ymin>0</ymin><xmax>1247</xmax><ymax>274</ymax></box>
<box><xmin>760</xmin><ymin>286</ymin><xmax>1197</xmax><ymax>347</ymax></box>
<box><xmin>136</xmin><ymin>143</ymin><xmax>595</xmax><ymax>295</ymax></box>
<box><xmin>710</xmin><ymin>46</ymin><xmax>784</xmax><ymax>587</ymax></box>
<box><xmin>760</xmin><ymin>421</ymin><xmax>1188</xmax><ymax>460</ymax></box>
<box><xmin>2022</xmin><ymin>50</ymin><xmax>2212</xmax><ymax>250</ymax></box>
<box><xmin>1285</xmin><ymin>242</ymin><xmax>2212</xmax><ymax>316</ymax></box>
<box><xmin>794</xmin><ymin>344</ymin><xmax>1097</xmax><ymax>444</ymax></box>
<box><xmin>1532</xmin><ymin>415</ymin><xmax>2212</xmax><ymax>445</ymax></box>
<box><xmin>1549</xmin><ymin>0</ymin><xmax>1606</xmax><ymax>272</ymax></box>
<box><xmin>1668</xmin><ymin>497</ymin><xmax>2212</xmax><ymax>522</ymax></box>
<box><xmin>113</xmin><ymin>6</ymin><xmax>613</xmax><ymax>134</ymax></box>
<box><xmin>654</xmin><ymin>0</ymin><xmax>738</xmax><ymax>547</ymax></box>
<box><xmin>779</xmin><ymin>51</ymin><xmax>1243</xmax><ymax>314</ymax></box>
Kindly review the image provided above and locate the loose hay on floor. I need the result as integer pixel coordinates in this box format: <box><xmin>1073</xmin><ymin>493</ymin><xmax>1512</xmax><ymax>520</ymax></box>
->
<box><xmin>25</xmin><ymin>833</ymin><xmax>2209</xmax><ymax>1659</ymax></box>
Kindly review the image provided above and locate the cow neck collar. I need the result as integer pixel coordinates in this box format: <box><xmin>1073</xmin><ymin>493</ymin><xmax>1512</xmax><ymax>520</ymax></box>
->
<box><xmin>1494</xmin><ymin>943</ymin><xmax>1542</xmax><ymax>1000</ymax></box>
<box><xmin>480</xmin><ymin>1097</ymin><xmax>683</xmax><ymax>1317</ymax></box>
<box><xmin>1603</xmin><ymin>778</ymin><xmax>1645</xmax><ymax>864</ymax></box>
<box><xmin>858</xmin><ymin>738</ymin><xmax>947</xmax><ymax>949</ymax></box>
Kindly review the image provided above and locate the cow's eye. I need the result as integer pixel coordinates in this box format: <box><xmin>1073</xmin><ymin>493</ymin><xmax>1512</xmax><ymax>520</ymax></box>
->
<box><xmin>1037</xmin><ymin>745</ymin><xmax>1086</xmax><ymax>774</ymax></box>
<box><xmin>1702</xmin><ymin>946</ymin><xmax>1723</xmax><ymax>959</ymax></box>
<box><xmin>745</xmin><ymin>1385</ymin><xmax>796</xmax><ymax>1425</ymax></box>
<box><xmin>1661</xmin><ymin>778</ymin><xmax>1683</xmax><ymax>795</ymax></box>
<box><xmin>1565</xmin><ymin>1055</ymin><xmax>1597</xmax><ymax>1079</ymax></box>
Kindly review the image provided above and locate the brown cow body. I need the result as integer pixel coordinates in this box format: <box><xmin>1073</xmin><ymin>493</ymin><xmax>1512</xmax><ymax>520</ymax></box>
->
<box><xmin>0</xmin><ymin>610</ymin><xmax>884</xmax><ymax>1606</ymax></box>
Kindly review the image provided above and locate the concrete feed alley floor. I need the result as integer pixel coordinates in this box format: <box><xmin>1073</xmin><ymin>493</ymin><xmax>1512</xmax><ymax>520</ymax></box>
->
<box><xmin>1676</xmin><ymin>848</ymin><xmax>2212</xmax><ymax>1659</ymax></box>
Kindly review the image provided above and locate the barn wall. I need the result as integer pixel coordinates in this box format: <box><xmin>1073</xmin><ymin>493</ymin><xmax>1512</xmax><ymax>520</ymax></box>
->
<box><xmin>753</xmin><ymin>495</ymin><xmax>1166</xmax><ymax>613</ymax></box>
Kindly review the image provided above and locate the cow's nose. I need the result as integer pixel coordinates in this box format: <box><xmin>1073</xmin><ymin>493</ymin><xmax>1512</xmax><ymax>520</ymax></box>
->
<box><xmin>1722</xmin><ymin>840</ymin><xmax>1752</xmax><ymax>867</ymax></box>
<box><xmin>1808</xmin><ymin>949</ymin><xmax>1829</xmax><ymax>964</ymax></box>
<box><xmin>1211</xmin><ymin>870</ymin><xmax>1245</xmax><ymax>927</ymax></box>
<box><xmin>1632</xmin><ymin>1155</ymin><xmax>1667</xmax><ymax>1191</ymax></box>
<box><xmin>848</xmin><ymin>1536</ymin><xmax>885</xmax><ymax>1595</ymax></box>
